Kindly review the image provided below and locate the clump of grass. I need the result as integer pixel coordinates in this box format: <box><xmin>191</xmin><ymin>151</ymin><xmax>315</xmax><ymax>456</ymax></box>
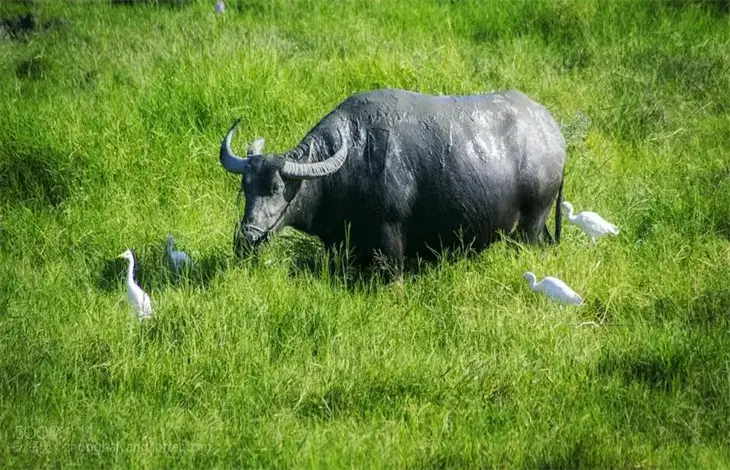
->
<box><xmin>1</xmin><ymin>0</ymin><xmax>729</xmax><ymax>467</ymax></box>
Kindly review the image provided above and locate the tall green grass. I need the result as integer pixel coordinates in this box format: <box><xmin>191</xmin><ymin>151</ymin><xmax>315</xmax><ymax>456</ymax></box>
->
<box><xmin>1</xmin><ymin>0</ymin><xmax>729</xmax><ymax>467</ymax></box>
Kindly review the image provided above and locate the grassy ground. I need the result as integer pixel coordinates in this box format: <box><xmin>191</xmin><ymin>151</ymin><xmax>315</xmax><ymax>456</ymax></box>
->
<box><xmin>1</xmin><ymin>0</ymin><xmax>730</xmax><ymax>467</ymax></box>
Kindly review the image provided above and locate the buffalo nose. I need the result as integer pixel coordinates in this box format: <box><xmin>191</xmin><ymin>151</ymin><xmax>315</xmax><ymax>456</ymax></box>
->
<box><xmin>233</xmin><ymin>225</ymin><xmax>266</xmax><ymax>256</ymax></box>
<box><xmin>243</xmin><ymin>230</ymin><xmax>261</xmax><ymax>245</ymax></box>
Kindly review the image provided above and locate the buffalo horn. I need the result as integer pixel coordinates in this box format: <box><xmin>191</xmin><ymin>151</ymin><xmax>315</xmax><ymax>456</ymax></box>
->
<box><xmin>219</xmin><ymin>119</ymin><xmax>250</xmax><ymax>174</ymax></box>
<box><xmin>281</xmin><ymin>130</ymin><xmax>348</xmax><ymax>179</ymax></box>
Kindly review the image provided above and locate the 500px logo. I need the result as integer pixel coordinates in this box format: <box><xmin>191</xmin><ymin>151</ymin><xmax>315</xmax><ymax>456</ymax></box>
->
<box><xmin>11</xmin><ymin>439</ymin><xmax>50</xmax><ymax>455</ymax></box>
<box><xmin>15</xmin><ymin>426</ymin><xmax>61</xmax><ymax>441</ymax></box>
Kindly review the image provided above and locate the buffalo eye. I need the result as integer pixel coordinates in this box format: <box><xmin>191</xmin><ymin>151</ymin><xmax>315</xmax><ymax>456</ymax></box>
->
<box><xmin>272</xmin><ymin>181</ymin><xmax>284</xmax><ymax>194</ymax></box>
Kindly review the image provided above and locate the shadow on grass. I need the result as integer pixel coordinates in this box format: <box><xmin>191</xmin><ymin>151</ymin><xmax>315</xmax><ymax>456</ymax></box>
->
<box><xmin>269</xmin><ymin>232</ymin><xmax>392</xmax><ymax>291</ymax></box>
<box><xmin>645</xmin><ymin>284</ymin><xmax>730</xmax><ymax>328</ymax></box>
<box><xmin>577</xmin><ymin>297</ymin><xmax>617</xmax><ymax>325</ymax></box>
<box><xmin>706</xmin><ymin>165</ymin><xmax>730</xmax><ymax>240</ymax></box>
<box><xmin>283</xmin><ymin>243</ymin><xmax>426</xmax><ymax>292</ymax></box>
<box><xmin>660</xmin><ymin>0</ymin><xmax>729</xmax><ymax>17</ymax></box>
<box><xmin>275</xmin><ymin>229</ymin><xmax>540</xmax><ymax>291</ymax></box>
<box><xmin>524</xmin><ymin>433</ymin><xmax>614</xmax><ymax>470</ymax></box>
<box><xmin>95</xmin><ymin>227</ymin><xmax>565</xmax><ymax>296</ymax></box>
<box><xmin>294</xmin><ymin>374</ymin><xmax>436</xmax><ymax>422</ymax></box>
<box><xmin>0</xmin><ymin>143</ymin><xmax>94</xmax><ymax>209</ymax></box>
<box><xmin>688</xmin><ymin>287</ymin><xmax>730</xmax><ymax>327</ymax></box>
<box><xmin>1</xmin><ymin>12</ymin><xmax>73</xmax><ymax>42</ymax></box>
<box><xmin>110</xmin><ymin>0</ymin><xmax>193</xmax><ymax>7</ymax></box>
<box><xmin>1</xmin><ymin>13</ymin><xmax>35</xmax><ymax>40</ymax></box>
<box><xmin>593</xmin><ymin>327</ymin><xmax>728</xmax><ymax>411</ymax></box>
<box><xmin>0</xmin><ymin>272</ymin><xmax>14</xmax><ymax>318</ymax></box>
<box><xmin>96</xmin><ymin>244</ymin><xmax>235</xmax><ymax>293</ymax></box>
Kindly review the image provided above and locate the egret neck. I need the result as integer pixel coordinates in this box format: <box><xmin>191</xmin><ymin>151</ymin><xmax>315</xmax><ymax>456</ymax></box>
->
<box><xmin>126</xmin><ymin>257</ymin><xmax>135</xmax><ymax>285</ymax></box>
<box><xmin>523</xmin><ymin>272</ymin><xmax>539</xmax><ymax>290</ymax></box>
<box><xmin>563</xmin><ymin>202</ymin><xmax>577</xmax><ymax>222</ymax></box>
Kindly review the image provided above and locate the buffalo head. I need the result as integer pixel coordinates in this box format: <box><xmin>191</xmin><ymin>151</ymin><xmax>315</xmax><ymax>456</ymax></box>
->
<box><xmin>219</xmin><ymin>119</ymin><xmax>347</xmax><ymax>254</ymax></box>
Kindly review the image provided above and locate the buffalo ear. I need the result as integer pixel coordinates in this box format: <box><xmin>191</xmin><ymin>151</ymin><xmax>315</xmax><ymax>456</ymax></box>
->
<box><xmin>247</xmin><ymin>137</ymin><xmax>266</xmax><ymax>156</ymax></box>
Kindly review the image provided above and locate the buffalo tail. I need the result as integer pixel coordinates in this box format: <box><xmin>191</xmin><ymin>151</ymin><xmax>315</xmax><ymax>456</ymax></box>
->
<box><xmin>554</xmin><ymin>176</ymin><xmax>564</xmax><ymax>244</ymax></box>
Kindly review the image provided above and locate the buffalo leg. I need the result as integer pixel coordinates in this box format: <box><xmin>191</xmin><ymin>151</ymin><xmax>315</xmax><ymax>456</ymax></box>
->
<box><xmin>376</xmin><ymin>223</ymin><xmax>405</xmax><ymax>278</ymax></box>
<box><xmin>517</xmin><ymin>206</ymin><xmax>552</xmax><ymax>245</ymax></box>
<box><xmin>542</xmin><ymin>225</ymin><xmax>555</xmax><ymax>245</ymax></box>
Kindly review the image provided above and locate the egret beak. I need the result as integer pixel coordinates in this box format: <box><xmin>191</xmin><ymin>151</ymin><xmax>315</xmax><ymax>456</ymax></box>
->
<box><xmin>117</xmin><ymin>253</ymin><xmax>125</xmax><ymax>258</ymax></box>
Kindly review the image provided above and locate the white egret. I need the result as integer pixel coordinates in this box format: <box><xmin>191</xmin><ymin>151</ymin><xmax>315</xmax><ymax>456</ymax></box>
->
<box><xmin>562</xmin><ymin>201</ymin><xmax>619</xmax><ymax>244</ymax></box>
<box><xmin>165</xmin><ymin>234</ymin><xmax>192</xmax><ymax>276</ymax></box>
<box><xmin>118</xmin><ymin>249</ymin><xmax>153</xmax><ymax>320</ymax></box>
<box><xmin>523</xmin><ymin>271</ymin><xmax>584</xmax><ymax>306</ymax></box>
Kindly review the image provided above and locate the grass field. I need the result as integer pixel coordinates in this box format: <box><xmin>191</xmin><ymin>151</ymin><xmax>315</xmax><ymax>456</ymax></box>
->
<box><xmin>1</xmin><ymin>0</ymin><xmax>730</xmax><ymax>467</ymax></box>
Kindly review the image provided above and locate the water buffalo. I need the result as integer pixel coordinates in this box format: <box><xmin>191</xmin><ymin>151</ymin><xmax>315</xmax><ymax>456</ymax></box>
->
<box><xmin>220</xmin><ymin>88</ymin><xmax>565</xmax><ymax>270</ymax></box>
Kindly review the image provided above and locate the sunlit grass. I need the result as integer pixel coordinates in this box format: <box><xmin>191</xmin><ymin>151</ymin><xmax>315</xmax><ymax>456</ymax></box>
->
<box><xmin>1</xmin><ymin>0</ymin><xmax>729</xmax><ymax>467</ymax></box>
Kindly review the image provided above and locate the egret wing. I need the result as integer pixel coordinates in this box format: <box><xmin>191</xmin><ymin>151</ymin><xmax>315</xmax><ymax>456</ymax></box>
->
<box><xmin>579</xmin><ymin>212</ymin><xmax>618</xmax><ymax>235</ymax></box>
<box><xmin>140</xmin><ymin>292</ymin><xmax>154</xmax><ymax>318</ymax></box>
<box><xmin>543</xmin><ymin>277</ymin><xmax>582</xmax><ymax>304</ymax></box>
